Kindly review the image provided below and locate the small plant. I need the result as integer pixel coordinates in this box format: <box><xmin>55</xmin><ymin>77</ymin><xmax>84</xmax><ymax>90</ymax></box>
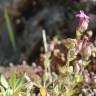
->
<box><xmin>0</xmin><ymin>71</ymin><xmax>26</xmax><ymax>96</ymax></box>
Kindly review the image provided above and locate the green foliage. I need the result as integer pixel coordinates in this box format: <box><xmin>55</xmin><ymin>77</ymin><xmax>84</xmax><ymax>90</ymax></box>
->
<box><xmin>4</xmin><ymin>7</ymin><xmax>16</xmax><ymax>49</ymax></box>
<box><xmin>0</xmin><ymin>75</ymin><xmax>9</xmax><ymax>89</ymax></box>
<box><xmin>0</xmin><ymin>72</ymin><xmax>26</xmax><ymax>96</ymax></box>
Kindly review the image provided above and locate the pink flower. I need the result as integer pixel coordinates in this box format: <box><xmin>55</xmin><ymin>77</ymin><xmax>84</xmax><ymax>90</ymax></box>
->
<box><xmin>76</xmin><ymin>10</ymin><xmax>89</xmax><ymax>32</ymax></box>
<box><xmin>76</xmin><ymin>10</ymin><xmax>89</xmax><ymax>20</ymax></box>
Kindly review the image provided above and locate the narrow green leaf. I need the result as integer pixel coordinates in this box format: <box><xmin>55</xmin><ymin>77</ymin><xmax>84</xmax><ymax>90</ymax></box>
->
<box><xmin>0</xmin><ymin>86</ymin><xmax>11</xmax><ymax>96</ymax></box>
<box><xmin>9</xmin><ymin>71</ymin><xmax>17</xmax><ymax>90</ymax></box>
<box><xmin>4</xmin><ymin>7</ymin><xmax>16</xmax><ymax>49</ymax></box>
<box><xmin>0</xmin><ymin>75</ymin><xmax>9</xmax><ymax>89</ymax></box>
<box><xmin>15</xmin><ymin>74</ymin><xmax>26</xmax><ymax>92</ymax></box>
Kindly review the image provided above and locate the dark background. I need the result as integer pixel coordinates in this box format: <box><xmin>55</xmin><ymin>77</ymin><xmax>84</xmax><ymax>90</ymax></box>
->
<box><xmin>0</xmin><ymin>0</ymin><xmax>96</xmax><ymax>65</ymax></box>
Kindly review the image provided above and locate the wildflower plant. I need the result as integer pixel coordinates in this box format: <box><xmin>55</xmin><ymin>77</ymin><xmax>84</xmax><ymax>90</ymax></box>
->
<box><xmin>0</xmin><ymin>10</ymin><xmax>96</xmax><ymax>96</ymax></box>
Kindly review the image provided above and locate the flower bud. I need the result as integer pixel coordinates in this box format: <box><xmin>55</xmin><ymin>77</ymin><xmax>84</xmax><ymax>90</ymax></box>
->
<box><xmin>80</xmin><ymin>44</ymin><xmax>92</xmax><ymax>60</ymax></box>
<box><xmin>76</xmin><ymin>10</ymin><xmax>89</xmax><ymax>32</ymax></box>
<box><xmin>62</xmin><ymin>38</ymin><xmax>77</xmax><ymax>49</ymax></box>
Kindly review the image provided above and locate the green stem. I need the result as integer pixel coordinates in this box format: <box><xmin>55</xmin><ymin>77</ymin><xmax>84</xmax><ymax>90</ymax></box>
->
<box><xmin>66</xmin><ymin>49</ymin><xmax>70</xmax><ymax>67</ymax></box>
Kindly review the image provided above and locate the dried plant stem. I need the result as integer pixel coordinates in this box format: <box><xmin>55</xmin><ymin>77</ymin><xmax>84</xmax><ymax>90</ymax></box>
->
<box><xmin>42</xmin><ymin>29</ymin><xmax>48</xmax><ymax>53</ymax></box>
<box><xmin>42</xmin><ymin>29</ymin><xmax>52</xmax><ymax>88</ymax></box>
